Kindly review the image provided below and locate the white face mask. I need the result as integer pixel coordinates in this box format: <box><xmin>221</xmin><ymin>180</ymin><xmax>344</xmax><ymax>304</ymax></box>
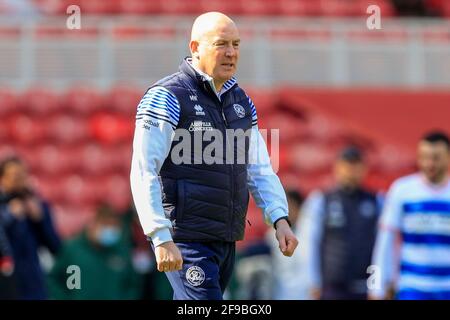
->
<box><xmin>97</xmin><ymin>226</ymin><xmax>121</xmax><ymax>247</ymax></box>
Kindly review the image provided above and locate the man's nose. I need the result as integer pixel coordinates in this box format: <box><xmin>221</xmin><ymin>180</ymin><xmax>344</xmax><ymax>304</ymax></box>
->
<box><xmin>225</xmin><ymin>45</ymin><xmax>236</xmax><ymax>57</ymax></box>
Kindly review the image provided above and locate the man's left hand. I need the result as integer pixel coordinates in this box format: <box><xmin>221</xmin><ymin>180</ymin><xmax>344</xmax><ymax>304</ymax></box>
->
<box><xmin>275</xmin><ymin>219</ymin><xmax>298</xmax><ymax>257</ymax></box>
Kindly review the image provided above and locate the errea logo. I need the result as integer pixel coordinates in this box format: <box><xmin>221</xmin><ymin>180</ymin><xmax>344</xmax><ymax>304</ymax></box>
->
<box><xmin>194</xmin><ymin>104</ymin><xmax>205</xmax><ymax>116</ymax></box>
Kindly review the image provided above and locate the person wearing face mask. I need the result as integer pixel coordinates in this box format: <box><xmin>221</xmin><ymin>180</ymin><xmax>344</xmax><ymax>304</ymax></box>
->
<box><xmin>303</xmin><ymin>146</ymin><xmax>381</xmax><ymax>300</ymax></box>
<box><xmin>370</xmin><ymin>131</ymin><xmax>450</xmax><ymax>300</ymax></box>
<box><xmin>47</xmin><ymin>204</ymin><xmax>143</xmax><ymax>299</ymax></box>
<box><xmin>0</xmin><ymin>156</ymin><xmax>61</xmax><ymax>300</ymax></box>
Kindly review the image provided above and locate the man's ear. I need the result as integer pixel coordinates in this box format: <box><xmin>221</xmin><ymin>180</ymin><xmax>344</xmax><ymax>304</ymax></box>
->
<box><xmin>189</xmin><ymin>40</ymin><xmax>200</xmax><ymax>60</ymax></box>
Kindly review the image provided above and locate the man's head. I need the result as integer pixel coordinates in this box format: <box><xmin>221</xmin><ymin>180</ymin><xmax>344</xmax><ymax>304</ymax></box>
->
<box><xmin>417</xmin><ymin>131</ymin><xmax>450</xmax><ymax>184</ymax></box>
<box><xmin>0</xmin><ymin>157</ymin><xmax>28</xmax><ymax>194</ymax></box>
<box><xmin>190</xmin><ymin>12</ymin><xmax>240</xmax><ymax>89</ymax></box>
<box><xmin>87</xmin><ymin>204</ymin><xmax>123</xmax><ymax>248</ymax></box>
<box><xmin>334</xmin><ymin>146</ymin><xmax>367</xmax><ymax>189</ymax></box>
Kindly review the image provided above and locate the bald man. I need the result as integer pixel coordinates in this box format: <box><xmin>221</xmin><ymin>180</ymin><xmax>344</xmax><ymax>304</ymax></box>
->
<box><xmin>130</xmin><ymin>12</ymin><xmax>298</xmax><ymax>300</ymax></box>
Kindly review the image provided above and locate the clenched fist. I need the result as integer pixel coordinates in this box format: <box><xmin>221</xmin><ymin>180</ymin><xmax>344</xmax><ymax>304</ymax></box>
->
<box><xmin>155</xmin><ymin>241</ymin><xmax>183</xmax><ymax>272</ymax></box>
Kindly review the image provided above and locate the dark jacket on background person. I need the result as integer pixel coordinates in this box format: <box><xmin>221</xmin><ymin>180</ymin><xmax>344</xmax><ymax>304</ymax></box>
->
<box><xmin>0</xmin><ymin>201</ymin><xmax>18</xmax><ymax>299</ymax></box>
<box><xmin>0</xmin><ymin>191</ymin><xmax>61</xmax><ymax>299</ymax></box>
<box><xmin>320</xmin><ymin>187</ymin><xmax>379</xmax><ymax>298</ymax></box>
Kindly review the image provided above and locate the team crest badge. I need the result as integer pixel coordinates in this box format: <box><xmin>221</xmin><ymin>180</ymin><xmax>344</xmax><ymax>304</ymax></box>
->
<box><xmin>233</xmin><ymin>104</ymin><xmax>245</xmax><ymax>118</ymax></box>
<box><xmin>186</xmin><ymin>266</ymin><xmax>205</xmax><ymax>287</ymax></box>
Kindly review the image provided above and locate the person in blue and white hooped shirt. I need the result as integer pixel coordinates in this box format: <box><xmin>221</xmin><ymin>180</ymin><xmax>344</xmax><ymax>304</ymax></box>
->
<box><xmin>370</xmin><ymin>131</ymin><xmax>450</xmax><ymax>300</ymax></box>
<box><xmin>130</xmin><ymin>11</ymin><xmax>298</xmax><ymax>300</ymax></box>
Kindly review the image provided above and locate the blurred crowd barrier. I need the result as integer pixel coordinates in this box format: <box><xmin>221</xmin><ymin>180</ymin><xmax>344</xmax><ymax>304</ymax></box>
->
<box><xmin>1</xmin><ymin>16</ymin><xmax>450</xmax><ymax>88</ymax></box>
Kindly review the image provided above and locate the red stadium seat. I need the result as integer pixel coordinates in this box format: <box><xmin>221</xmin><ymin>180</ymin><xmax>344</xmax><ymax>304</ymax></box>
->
<box><xmin>357</xmin><ymin>0</ymin><xmax>396</xmax><ymax>17</ymax></box>
<box><xmin>319</xmin><ymin>0</ymin><xmax>360</xmax><ymax>17</ymax></box>
<box><xmin>264</xmin><ymin>112</ymin><xmax>306</xmax><ymax>144</ymax></box>
<box><xmin>304</xmin><ymin>113</ymin><xmax>347</xmax><ymax>144</ymax></box>
<box><xmin>118</xmin><ymin>0</ymin><xmax>163</xmax><ymax>14</ymax></box>
<box><xmin>106</xmin><ymin>84</ymin><xmax>141</xmax><ymax>117</ymax></box>
<box><xmin>0</xmin><ymin>145</ymin><xmax>17</xmax><ymax>160</ymax></box>
<box><xmin>97</xmin><ymin>174</ymin><xmax>131</xmax><ymax>212</ymax></box>
<box><xmin>60</xmin><ymin>174</ymin><xmax>99</xmax><ymax>206</ymax></box>
<box><xmin>442</xmin><ymin>0</ymin><xmax>450</xmax><ymax>17</ymax></box>
<box><xmin>110</xmin><ymin>143</ymin><xmax>133</xmax><ymax>175</ymax></box>
<box><xmin>289</xmin><ymin>141</ymin><xmax>336</xmax><ymax>174</ymax></box>
<box><xmin>78</xmin><ymin>143</ymin><xmax>115</xmax><ymax>175</ymax></box>
<box><xmin>243</xmin><ymin>89</ymin><xmax>276</xmax><ymax>117</ymax></box>
<box><xmin>32</xmin><ymin>176</ymin><xmax>65</xmax><ymax>203</ymax></box>
<box><xmin>199</xmin><ymin>0</ymin><xmax>243</xmax><ymax>15</ymax></box>
<box><xmin>0</xmin><ymin>124</ymin><xmax>9</xmax><ymax>144</ymax></box>
<box><xmin>279</xmin><ymin>0</ymin><xmax>319</xmax><ymax>16</ymax></box>
<box><xmin>8</xmin><ymin>114</ymin><xmax>47</xmax><ymax>145</ymax></box>
<box><xmin>240</xmin><ymin>0</ymin><xmax>281</xmax><ymax>16</ymax></box>
<box><xmin>0</xmin><ymin>88</ymin><xmax>17</xmax><ymax>118</ymax></box>
<box><xmin>71</xmin><ymin>0</ymin><xmax>119</xmax><ymax>14</ymax></box>
<box><xmin>31</xmin><ymin>0</ymin><xmax>70</xmax><ymax>14</ymax></box>
<box><xmin>52</xmin><ymin>203</ymin><xmax>94</xmax><ymax>238</ymax></box>
<box><xmin>64</xmin><ymin>86</ymin><xmax>105</xmax><ymax>116</ymax></box>
<box><xmin>46</xmin><ymin>113</ymin><xmax>90</xmax><ymax>145</ymax></box>
<box><xmin>31</xmin><ymin>144</ymin><xmax>75</xmax><ymax>176</ymax></box>
<box><xmin>89</xmin><ymin>112</ymin><xmax>134</xmax><ymax>145</ymax></box>
<box><xmin>159</xmin><ymin>0</ymin><xmax>198</xmax><ymax>15</ymax></box>
<box><xmin>19</xmin><ymin>87</ymin><xmax>61</xmax><ymax>116</ymax></box>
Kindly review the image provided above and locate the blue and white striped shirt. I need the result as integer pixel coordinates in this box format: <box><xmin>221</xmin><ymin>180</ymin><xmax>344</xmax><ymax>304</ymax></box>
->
<box><xmin>371</xmin><ymin>173</ymin><xmax>450</xmax><ymax>299</ymax></box>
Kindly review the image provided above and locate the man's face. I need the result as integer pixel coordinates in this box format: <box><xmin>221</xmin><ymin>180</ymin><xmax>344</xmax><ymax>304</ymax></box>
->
<box><xmin>0</xmin><ymin>162</ymin><xmax>27</xmax><ymax>194</ymax></box>
<box><xmin>418</xmin><ymin>141</ymin><xmax>449</xmax><ymax>183</ymax></box>
<box><xmin>192</xmin><ymin>23</ymin><xmax>240</xmax><ymax>84</ymax></box>
<box><xmin>334</xmin><ymin>160</ymin><xmax>366</xmax><ymax>189</ymax></box>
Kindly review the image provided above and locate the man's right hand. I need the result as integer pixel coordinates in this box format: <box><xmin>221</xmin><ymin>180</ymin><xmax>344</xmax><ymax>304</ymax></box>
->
<box><xmin>155</xmin><ymin>241</ymin><xmax>183</xmax><ymax>272</ymax></box>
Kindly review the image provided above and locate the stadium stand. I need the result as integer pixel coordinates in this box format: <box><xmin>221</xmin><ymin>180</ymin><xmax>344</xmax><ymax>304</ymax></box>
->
<box><xmin>2</xmin><ymin>86</ymin><xmax>449</xmax><ymax>238</ymax></box>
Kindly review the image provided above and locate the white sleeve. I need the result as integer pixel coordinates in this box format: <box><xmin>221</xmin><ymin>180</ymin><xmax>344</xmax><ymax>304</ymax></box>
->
<box><xmin>370</xmin><ymin>227</ymin><xmax>398</xmax><ymax>298</ymax></box>
<box><xmin>379</xmin><ymin>181</ymin><xmax>403</xmax><ymax>231</ymax></box>
<box><xmin>246</xmin><ymin>96</ymin><xmax>288</xmax><ymax>226</ymax></box>
<box><xmin>130</xmin><ymin>86</ymin><xmax>180</xmax><ymax>247</ymax></box>
<box><xmin>370</xmin><ymin>182</ymin><xmax>403</xmax><ymax>298</ymax></box>
<box><xmin>302</xmin><ymin>190</ymin><xmax>326</xmax><ymax>289</ymax></box>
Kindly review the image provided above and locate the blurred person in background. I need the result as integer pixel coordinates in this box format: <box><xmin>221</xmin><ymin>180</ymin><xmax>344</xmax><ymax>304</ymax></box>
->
<box><xmin>370</xmin><ymin>131</ymin><xmax>450</xmax><ymax>300</ymax></box>
<box><xmin>266</xmin><ymin>189</ymin><xmax>310</xmax><ymax>299</ymax></box>
<box><xmin>122</xmin><ymin>203</ymin><xmax>173</xmax><ymax>300</ymax></box>
<box><xmin>0</xmin><ymin>156</ymin><xmax>61</xmax><ymax>300</ymax></box>
<box><xmin>303</xmin><ymin>146</ymin><xmax>380</xmax><ymax>300</ymax></box>
<box><xmin>0</xmin><ymin>211</ymin><xmax>17</xmax><ymax>299</ymax></box>
<box><xmin>48</xmin><ymin>204</ymin><xmax>142</xmax><ymax>300</ymax></box>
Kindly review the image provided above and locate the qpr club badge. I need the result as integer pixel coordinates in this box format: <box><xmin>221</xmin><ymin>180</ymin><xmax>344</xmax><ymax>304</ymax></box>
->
<box><xmin>186</xmin><ymin>266</ymin><xmax>205</xmax><ymax>287</ymax></box>
<box><xmin>233</xmin><ymin>104</ymin><xmax>246</xmax><ymax>118</ymax></box>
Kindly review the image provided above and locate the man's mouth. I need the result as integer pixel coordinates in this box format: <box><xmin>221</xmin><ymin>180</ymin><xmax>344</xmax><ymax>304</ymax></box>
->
<box><xmin>221</xmin><ymin>63</ymin><xmax>234</xmax><ymax>68</ymax></box>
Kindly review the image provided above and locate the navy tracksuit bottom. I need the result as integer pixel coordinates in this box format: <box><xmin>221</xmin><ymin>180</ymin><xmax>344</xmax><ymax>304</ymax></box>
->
<box><xmin>154</xmin><ymin>241</ymin><xmax>236</xmax><ymax>300</ymax></box>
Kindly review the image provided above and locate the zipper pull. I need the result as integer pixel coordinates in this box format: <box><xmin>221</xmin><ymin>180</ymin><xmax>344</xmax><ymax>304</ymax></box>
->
<box><xmin>247</xmin><ymin>219</ymin><xmax>252</xmax><ymax>227</ymax></box>
<box><xmin>222</xmin><ymin>110</ymin><xmax>228</xmax><ymax>126</ymax></box>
